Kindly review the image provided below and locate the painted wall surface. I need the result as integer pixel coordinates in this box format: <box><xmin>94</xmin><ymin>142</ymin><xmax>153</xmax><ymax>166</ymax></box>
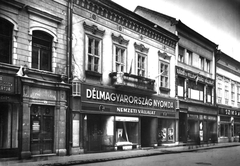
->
<box><xmin>72</xmin><ymin>7</ymin><xmax>176</xmax><ymax>98</ymax></box>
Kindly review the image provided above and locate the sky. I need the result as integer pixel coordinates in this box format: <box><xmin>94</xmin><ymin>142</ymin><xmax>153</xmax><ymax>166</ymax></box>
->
<box><xmin>112</xmin><ymin>0</ymin><xmax>240</xmax><ymax>61</ymax></box>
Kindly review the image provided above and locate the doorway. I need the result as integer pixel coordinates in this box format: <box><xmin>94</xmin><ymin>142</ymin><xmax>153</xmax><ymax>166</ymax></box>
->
<box><xmin>179</xmin><ymin>112</ymin><xmax>187</xmax><ymax>143</ymax></box>
<box><xmin>30</xmin><ymin>105</ymin><xmax>54</xmax><ymax>155</ymax></box>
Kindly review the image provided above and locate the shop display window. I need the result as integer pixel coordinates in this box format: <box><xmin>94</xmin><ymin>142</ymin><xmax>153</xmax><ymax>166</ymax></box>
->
<box><xmin>115</xmin><ymin>116</ymin><xmax>139</xmax><ymax>146</ymax></box>
<box><xmin>234</xmin><ymin>124</ymin><xmax>240</xmax><ymax>136</ymax></box>
<box><xmin>220</xmin><ymin>123</ymin><xmax>229</xmax><ymax>137</ymax></box>
<box><xmin>72</xmin><ymin>113</ymin><xmax>80</xmax><ymax>147</ymax></box>
<box><xmin>0</xmin><ymin>103</ymin><xmax>18</xmax><ymax>149</ymax></box>
<box><xmin>158</xmin><ymin>119</ymin><xmax>175</xmax><ymax>144</ymax></box>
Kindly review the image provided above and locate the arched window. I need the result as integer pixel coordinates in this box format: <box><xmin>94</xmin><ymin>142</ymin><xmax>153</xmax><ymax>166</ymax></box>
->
<box><xmin>32</xmin><ymin>30</ymin><xmax>53</xmax><ymax>71</ymax></box>
<box><xmin>0</xmin><ymin>18</ymin><xmax>13</xmax><ymax>64</ymax></box>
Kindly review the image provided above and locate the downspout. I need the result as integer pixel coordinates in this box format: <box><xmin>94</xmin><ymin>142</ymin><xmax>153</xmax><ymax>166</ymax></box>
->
<box><xmin>66</xmin><ymin>0</ymin><xmax>73</xmax><ymax>155</ymax></box>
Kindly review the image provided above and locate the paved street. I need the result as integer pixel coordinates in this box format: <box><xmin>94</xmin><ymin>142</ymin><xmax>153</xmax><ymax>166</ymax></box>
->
<box><xmin>82</xmin><ymin>146</ymin><xmax>240</xmax><ymax>166</ymax></box>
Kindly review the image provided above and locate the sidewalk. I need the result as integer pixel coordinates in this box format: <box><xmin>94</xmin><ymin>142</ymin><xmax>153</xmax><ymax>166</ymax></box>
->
<box><xmin>1</xmin><ymin>142</ymin><xmax>240</xmax><ymax>166</ymax></box>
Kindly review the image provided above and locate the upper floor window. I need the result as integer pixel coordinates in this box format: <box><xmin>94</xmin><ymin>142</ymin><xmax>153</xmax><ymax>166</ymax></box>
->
<box><xmin>187</xmin><ymin>50</ymin><xmax>192</xmax><ymax>65</ymax></box>
<box><xmin>87</xmin><ymin>37</ymin><xmax>101</xmax><ymax>72</ymax></box>
<box><xmin>159</xmin><ymin>62</ymin><xmax>169</xmax><ymax>88</ymax></box>
<box><xmin>177</xmin><ymin>77</ymin><xmax>185</xmax><ymax>97</ymax></box>
<box><xmin>137</xmin><ymin>53</ymin><xmax>146</xmax><ymax>77</ymax></box>
<box><xmin>237</xmin><ymin>85</ymin><xmax>240</xmax><ymax>103</ymax></box>
<box><xmin>225</xmin><ymin>84</ymin><xmax>229</xmax><ymax>105</ymax></box>
<box><xmin>199</xmin><ymin>56</ymin><xmax>204</xmax><ymax>70</ymax></box>
<box><xmin>188</xmin><ymin>80</ymin><xmax>204</xmax><ymax>101</ymax></box>
<box><xmin>134</xmin><ymin>43</ymin><xmax>148</xmax><ymax>77</ymax></box>
<box><xmin>206</xmin><ymin>86</ymin><xmax>212</xmax><ymax>103</ymax></box>
<box><xmin>231</xmin><ymin>83</ymin><xmax>235</xmax><ymax>102</ymax></box>
<box><xmin>32</xmin><ymin>31</ymin><xmax>52</xmax><ymax>71</ymax></box>
<box><xmin>206</xmin><ymin>59</ymin><xmax>211</xmax><ymax>73</ymax></box>
<box><xmin>178</xmin><ymin>46</ymin><xmax>184</xmax><ymax>63</ymax></box>
<box><xmin>112</xmin><ymin>34</ymin><xmax>128</xmax><ymax>73</ymax></box>
<box><xmin>0</xmin><ymin>18</ymin><xmax>13</xmax><ymax>64</ymax></box>
<box><xmin>83</xmin><ymin>22</ymin><xmax>105</xmax><ymax>74</ymax></box>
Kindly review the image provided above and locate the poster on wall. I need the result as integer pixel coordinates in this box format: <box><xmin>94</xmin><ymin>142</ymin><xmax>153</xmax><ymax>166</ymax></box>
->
<box><xmin>162</xmin><ymin>128</ymin><xmax>167</xmax><ymax>141</ymax></box>
<box><xmin>168</xmin><ymin>128</ymin><xmax>174</xmax><ymax>141</ymax></box>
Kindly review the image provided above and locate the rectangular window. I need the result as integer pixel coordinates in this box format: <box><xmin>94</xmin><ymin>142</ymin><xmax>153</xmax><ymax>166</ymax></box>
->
<box><xmin>188</xmin><ymin>80</ymin><xmax>204</xmax><ymax>101</ymax></box>
<box><xmin>178</xmin><ymin>46</ymin><xmax>184</xmax><ymax>63</ymax></box>
<box><xmin>177</xmin><ymin>77</ymin><xmax>185</xmax><ymax>97</ymax></box>
<box><xmin>207</xmin><ymin>86</ymin><xmax>212</xmax><ymax>103</ymax></box>
<box><xmin>217</xmin><ymin>82</ymin><xmax>222</xmax><ymax>104</ymax></box>
<box><xmin>115</xmin><ymin>46</ymin><xmax>126</xmax><ymax>72</ymax></box>
<box><xmin>87</xmin><ymin>37</ymin><xmax>101</xmax><ymax>72</ymax></box>
<box><xmin>137</xmin><ymin>53</ymin><xmax>146</xmax><ymax>77</ymax></box>
<box><xmin>159</xmin><ymin>62</ymin><xmax>169</xmax><ymax>88</ymax></box>
<box><xmin>231</xmin><ymin>83</ymin><xmax>235</xmax><ymax>103</ymax></box>
<box><xmin>199</xmin><ymin>56</ymin><xmax>204</xmax><ymax>70</ymax></box>
<box><xmin>32</xmin><ymin>31</ymin><xmax>52</xmax><ymax>71</ymax></box>
<box><xmin>225</xmin><ymin>85</ymin><xmax>229</xmax><ymax>105</ymax></box>
<box><xmin>187</xmin><ymin>50</ymin><xmax>192</xmax><ymax>65</ymax></box>
<box><xmin>237</xmin><ymin>86</ymin><xmax>240</xmax><ymax>103</ymax></box>
<box><xmin>206</xmin><ymin>59</ymin><xmax>211</xmax><ymax>73</ymax></box>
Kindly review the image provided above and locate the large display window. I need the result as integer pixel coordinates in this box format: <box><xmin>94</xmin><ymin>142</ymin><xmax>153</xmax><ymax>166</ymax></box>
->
<box><xmin>158</xmin><ymin>119</ymin><xmax>175</xmax><ymax>144</ymax></box>
<box><xmin>115</xmin><ymin>116</ymin><xmax>139</xmax><ymax>146</ymax></box>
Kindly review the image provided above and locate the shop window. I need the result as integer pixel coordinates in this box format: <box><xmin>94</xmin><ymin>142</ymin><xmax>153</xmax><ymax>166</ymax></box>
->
<box><xmin>115</xmin><ymin>116</ymin><xmax>139</xmax><ymax>146</ymax></box>
<box><xmin>0</xmin><ymin>18</ymin><xmax>13</xmax><ymax>64</ymax></box>
<box><xmin>32</xmin><ymin>31</ymin><xmax>52</xmax><ymax>71</ymax></box>
<box><xmin>220</xmin><ymin>123</ymin><xmax>229</xmax><ymax>137</ymax></box>
<box><xmin>237</xmin><ymin>85</ymin><xmax>240</xmax><ymax>106</ymax></box>
<box><xmin>177</xmin><ymin>77</ymin><xmax>185</xmax><ymax>97</ymax></box>
<box><xmin>187</xmin><ymin>119</ymin><xmax>198</xmax><ymax>142</ymax></box>
<box><xmin>158</xmin><ymin>119</ymin><xmax>175</xmax><ymax>144</ymax></box>
<box><xmin>0</xmin><ymin>103</ymin><xmax>18</xmax><ymax>149</ymax></box>
<box><xmin>234</xmin><ymin>120</ymin><xmax>240</xmax><ymax>137</ymax></box>
<box><xmin>178</xmin><ymin>46</ymin><xmax>184</xmax><ymax>63</ymax></box>
<box><xmin>188</xmin><ymin>80</ymin><xmax>204</xmax><ymax>101</ymax></box>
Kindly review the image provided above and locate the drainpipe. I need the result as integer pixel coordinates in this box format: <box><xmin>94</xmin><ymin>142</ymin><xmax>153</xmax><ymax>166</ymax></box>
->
<box><xmin>66</xmin><ymin>0</ymin><xmax>73</xmax><ymax>155</ymax></box>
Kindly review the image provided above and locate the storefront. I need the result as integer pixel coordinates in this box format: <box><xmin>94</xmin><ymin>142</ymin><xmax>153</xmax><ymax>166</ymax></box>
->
<box><xmin>70</xmin><ymin>83</ymin><xmax>178</xmax><ymax>153</ymax></box>
<box><xmin>218</xmin><ymin>106</ymin><xmax>240</xmax><ymax>143</ymax></box>
<box><xmin>179</xmin><ymin>101</ymin><xmax>217</xmax><ymax>144</ymax></box>
<box><xmin>20</xmin><ymin>76</ymin><xmax>70</xmax><ymax>159</ymax></box>
<box><xmin>0</xmin><ymin>74</ymin><xmax>21</xmax><ymax>158</ymax></box>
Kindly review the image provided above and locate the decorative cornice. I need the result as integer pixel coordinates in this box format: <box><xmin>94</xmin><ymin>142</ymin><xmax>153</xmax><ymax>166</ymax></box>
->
<box><xmin>74</xmin><ymin>0</ymin><xmax>177</xmax><ymax>48</ymax></box>
<box><xmin>1</xmin><ymin>0</ymin><xmax>25</xmax><ymax>9</ymax></box>
<box><xmin>158</xmin><ymin>51</ymin><xmax>171</xmax><ymax>60</ymax></box>
<box><xmin>111</xmin><ymin>33</ymin><xmax>129</xmax><ymax>46</ymax></box>
<box><xmin>26</xmin><ymin>6</ymin><xmax>63</xmax><ymax>23</ymax></box>
<box><xmin>83</xmin><ymin>21</ymin><xmax>105</xmax><ymax>37</ymax></box>
<box><xmin>134</xmin><ymin>42</ymin><xmax>149</xmax><ymax>53</ymax></box>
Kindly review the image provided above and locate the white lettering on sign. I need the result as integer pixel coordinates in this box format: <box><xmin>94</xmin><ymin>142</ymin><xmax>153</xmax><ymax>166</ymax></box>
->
<box><xmin>117</xmin><ymin>107</ymin><xmax>156</xmax><ymax>115</ymax></box>
<box><xmin>86</xmin><ymin>88</ymin><xmax>174</xmax><ymax>109</ymax></box>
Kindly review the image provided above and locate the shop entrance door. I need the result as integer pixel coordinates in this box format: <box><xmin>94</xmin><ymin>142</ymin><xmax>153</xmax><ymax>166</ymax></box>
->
<box><xmin>30</xmin><ymin>105</ymin><xmax>54</xmax><ymax>155</ymax></box>
<box><xmin>179</xmin><ymin>112</ymin><xmax>187</xmax><ymax>143</ymax></box>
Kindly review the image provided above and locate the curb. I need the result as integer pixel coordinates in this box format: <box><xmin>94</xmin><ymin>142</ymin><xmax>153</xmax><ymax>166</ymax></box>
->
<box><xmin>39</xmin><ymin>144</ymin><xmax>240</xmax><ymax>166</ymax></box>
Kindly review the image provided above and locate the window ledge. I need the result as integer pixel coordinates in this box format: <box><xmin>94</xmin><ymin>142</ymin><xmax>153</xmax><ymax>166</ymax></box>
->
<box><xmin>85</xmin><ymin>70</ymin><xmax>102</xmax><ymax>77</ymax></box>
<box><xmin>159</xmin><ymin>87</ymin><xmax>170</xmax><ymax>92</ymax></box>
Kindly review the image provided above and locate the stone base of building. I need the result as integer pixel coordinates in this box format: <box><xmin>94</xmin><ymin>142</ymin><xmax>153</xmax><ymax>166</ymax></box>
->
<box><xmin>70</xmin><ymin>147</ymin><xmax>84</xmax><ymax>155</ymax></box>
<box><xmin>56</xmin><ymin>149</ymin><xmax>67</xmax><ymax>156</ymax></box>
<box><xmin>21</xmin><ymin>151</ymin><xmax>31</xmax><ymax>159</ymax></box>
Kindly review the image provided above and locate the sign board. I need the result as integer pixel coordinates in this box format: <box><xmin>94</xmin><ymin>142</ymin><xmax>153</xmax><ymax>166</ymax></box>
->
<box><xmin>0</xmin><ymin>75</ymin><xmax>14</xmax><ymax>94</ymax></box>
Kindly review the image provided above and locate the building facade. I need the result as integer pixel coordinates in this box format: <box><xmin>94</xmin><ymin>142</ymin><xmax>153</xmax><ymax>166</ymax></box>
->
<box><xmin>216</xmin><ymin>52</ymin><xmax>240</xmax><ymax>143</ymax></box>
<box><xmin>70</xmin><ymin>0</ymin><xmax>179</xmax><ymax>154</ymax></box>
<box><xmin>0</xmin><ymin>0</ymin><xmax>70</xmax><ymax>159</ymax></box>
<box><xmin>135</xmin><ymin>6</ymin><xmax>218</xmax><ymax>144</ymax></box>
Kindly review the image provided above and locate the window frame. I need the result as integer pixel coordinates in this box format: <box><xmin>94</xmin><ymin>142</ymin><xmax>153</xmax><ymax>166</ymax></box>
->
<box><xmin>134</xmin><ymin>43</ymin><xmax>149</xmax><ymax>77</ymax></box>
<box><xmin>206</xmin><ymin>59</ymin><xmax>211</xmax><ymax>73</ymax></box>
<box><xmin>199</xmin><ymin>56</ymin><xmax>204</xmax><ymax>70</ymax></box>
<box><xmin>0</xmin><ymin>18</ymin><xmax>13</xmax><ymax>64</ymax></box>
<box><xmin>187</xmin><ymin>50</ymin><xmax>192</xmax><ymax>65</ymax></box>
<box><xmin>159</xmin><ymin>61</ymin><xmax>169</xmax><ymax>89</ymax></box>
<box><xmin>178</xmin><ymin>46</ymin><xmax>184</xmax><ymax>63</ymax></box>
<box><xmin>31</xmin><ymin>30</ymin><xmax>53</xmax><ymax>71</ymax></box>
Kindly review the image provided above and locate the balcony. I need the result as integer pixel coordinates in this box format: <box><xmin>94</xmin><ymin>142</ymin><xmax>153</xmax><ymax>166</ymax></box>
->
<box><xmin>109</xmin><ymin>72</ymin><xmax>156</xmax><ymax>94</ymax></box>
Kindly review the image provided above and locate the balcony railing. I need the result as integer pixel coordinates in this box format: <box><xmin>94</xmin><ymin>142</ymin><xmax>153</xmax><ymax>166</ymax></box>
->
<box><xmin>109</xmin><ymin>72</ymin><xmax>156</xmax><ymax>94</ymax></box>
